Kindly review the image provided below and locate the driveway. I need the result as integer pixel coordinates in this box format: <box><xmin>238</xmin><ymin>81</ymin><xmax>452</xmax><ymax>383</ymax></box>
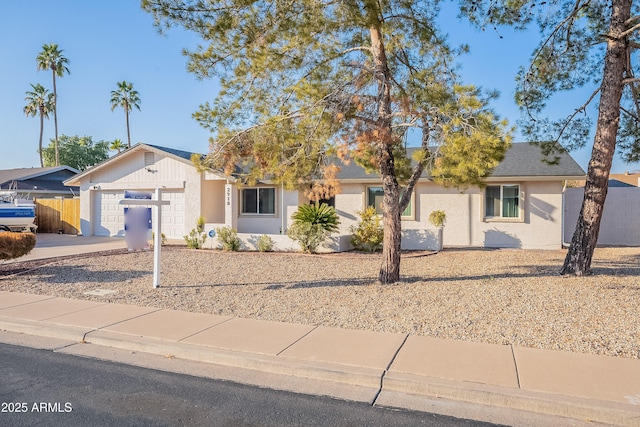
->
<box><xmin>12</xmin><ymin>234</ymin><xmax>126</xmax><ymax>262</ymax></box>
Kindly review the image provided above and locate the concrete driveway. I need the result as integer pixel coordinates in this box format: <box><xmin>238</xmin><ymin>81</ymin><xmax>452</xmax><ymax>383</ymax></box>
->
<box><xmin>12</xmin><ymin>234</ymin><xmax>126</xmax><ymax>262</ymax></box>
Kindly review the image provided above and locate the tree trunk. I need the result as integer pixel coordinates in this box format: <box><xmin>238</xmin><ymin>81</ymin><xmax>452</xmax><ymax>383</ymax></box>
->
<box><xmin>38</xmin><ymin>110</ymin><xmax>44</xmax><ymax>167</ymax></box>
<box><xmin>561</xmin><ymin>0</ymin><xmax>630</xmax><ymax>275</ymax></box>
<box><xmin>380</xmin><ymin>160</ymin><xmax>402</xmax><ymax>284</ymax></box>
<box><xmin>369</xmin><ymin>23</ymin><xmax>402</xmax><ymax>284</ymax></box>
<box><xmin>52</xmin><ymin>72</ymin><xmax>59</xmax><ymax>167</ymax></box>
<box><xmin>125</xmin><ymin>106</ymin><xmax>131</xmax><ymax>148</ymax></box>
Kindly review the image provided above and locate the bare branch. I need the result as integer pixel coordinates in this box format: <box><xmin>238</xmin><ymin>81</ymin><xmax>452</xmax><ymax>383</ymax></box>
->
<box><xmin>618</xmin><ymin>22</ymin><xmax>640</xmax><ymax>38</ymax></box>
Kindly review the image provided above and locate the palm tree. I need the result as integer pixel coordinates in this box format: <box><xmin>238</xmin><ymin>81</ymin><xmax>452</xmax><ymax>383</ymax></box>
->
<box><xmin>24</xmin><ymin>83</ymin><xmax>54</xmax><ymax>167</ymax></box>
<box><xmin>110</xmin><ymin>138</ymin><xmax>125</xmax><ymax>153</ymax></box>
<box><xmin>110</xmin><ymin>81</ymin><xmax>141</xmax><ymax>148</ymax></box>
<box><xmin>36</xmin><ymin>43</ymin><xmax>70</xmax><ymax>166</ymax></box>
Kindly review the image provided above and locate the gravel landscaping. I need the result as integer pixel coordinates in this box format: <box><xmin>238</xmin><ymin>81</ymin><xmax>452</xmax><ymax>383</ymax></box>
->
<box><xmin>1</xmin><ymin>246</ymin><xmax>639</xmax><ymax>359</ymax></box>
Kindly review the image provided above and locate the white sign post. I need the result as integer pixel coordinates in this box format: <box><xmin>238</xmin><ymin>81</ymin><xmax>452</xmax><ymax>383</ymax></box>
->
<box><xmin>119</xmin><ymin>188</ymin><xmax>170</xmax><ymax>288</ymax></box>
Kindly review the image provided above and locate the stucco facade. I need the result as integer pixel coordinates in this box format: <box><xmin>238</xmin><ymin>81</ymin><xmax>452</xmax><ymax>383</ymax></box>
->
<box><xmin>331</xmin><ymin>180</ymin><xmax>564</xmax><ymax>250</ymax></box>
<box><xmin>65</xmin><ymin>143</ymin><xmax>583</xmax><ymax>251</ymax></box>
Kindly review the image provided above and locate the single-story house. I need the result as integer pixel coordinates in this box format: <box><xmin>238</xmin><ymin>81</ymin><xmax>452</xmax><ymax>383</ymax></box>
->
<box><xmin>0</xmin><ymin>166</ymin><xmax>80</xmax><ymax>198</ymax></box>
<box><xmin>64</xmin><ymin>142</ymin><xmax>585</xmax><ymax>250</ymax></box>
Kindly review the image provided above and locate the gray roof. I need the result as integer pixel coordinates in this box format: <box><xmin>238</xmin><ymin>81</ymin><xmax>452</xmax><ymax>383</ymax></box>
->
<box><xmin>335</xmin><ymin>142</ymin><xmax>585</xmax><ymax>180</ymax></box>
<box><xmin>146</xmin><ymin>144</ymin><xmax>200</xmax><ymax>162</ymax></box>
<box><xmin>0</xmin><ymin>166</ymin><xmax>79</xmax><ymax>192</ymax></box>
<box><xmin>491</xmin><ymin>142</ymin><xmax>585</xmax><ymax>177</ymax></box>
<box><xmin>609</xmin><ymin>179</ymin><xmax>635</xmax><ymax>188</ymax></box>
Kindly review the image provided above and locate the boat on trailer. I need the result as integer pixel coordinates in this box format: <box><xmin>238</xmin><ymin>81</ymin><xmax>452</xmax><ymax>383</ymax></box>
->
<box><xmin>0</xmin><ymin>191</ymin><xmax>37</xmax><ymax>232</ymax></box>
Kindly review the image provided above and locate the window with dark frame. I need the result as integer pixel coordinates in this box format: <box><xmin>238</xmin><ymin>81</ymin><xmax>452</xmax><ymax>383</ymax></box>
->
<box><xmin>366</xmin><ymin>187</ymin><xmax>412</xmax><ymax>217</ymax></box>
<box><xmin>241</xmin><ymin>188</ymin><xmax>275</xmax><ymax>214</ymax></box>
<box><xmin>485</xmin><ymin>184</ymin><xmax>520</xmax><ymax>219</ymax></box>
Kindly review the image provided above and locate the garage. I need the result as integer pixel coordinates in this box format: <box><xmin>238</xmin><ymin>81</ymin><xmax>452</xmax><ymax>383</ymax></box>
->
<box><xmin>92</xmin><ymin>190</ymin><xmax>185</xmax><ymax>239</ymax></box>
<box><xmin>65</xmin><ymin>144</ymin><xmax>231</xmax><ymax>239</ymax></box>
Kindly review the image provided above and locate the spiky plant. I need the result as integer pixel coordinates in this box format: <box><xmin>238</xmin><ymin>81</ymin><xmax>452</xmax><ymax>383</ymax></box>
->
<box><xmin>291</xmin><ymin>203</ymin><xmax>340</xmax><ymax>233</ymax></box>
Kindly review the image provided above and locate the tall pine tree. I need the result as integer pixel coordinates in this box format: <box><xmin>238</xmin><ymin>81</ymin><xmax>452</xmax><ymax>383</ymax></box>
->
<box><xmin>461</xmin><ymin>0</ymin><xmax>636</xmax><ymax>275</ymax></box>
<box><xmin>143</xmin><ymin>0</ymin><xmax>512</xmax><ymax>283</ymax></box>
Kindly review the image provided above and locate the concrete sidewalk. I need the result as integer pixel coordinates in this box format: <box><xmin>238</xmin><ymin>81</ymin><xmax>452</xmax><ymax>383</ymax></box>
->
<box><xmin>0</xmin><ymin>291</ymin><xmax>638</xmax><ymax>426</ymax></box>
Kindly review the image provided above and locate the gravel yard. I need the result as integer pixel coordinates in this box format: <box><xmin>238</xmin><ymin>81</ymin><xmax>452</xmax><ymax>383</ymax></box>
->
<box><xmin>1</xmin><ymin>246</ymin><xmax>639</xmax><ymax>359</ymax></box>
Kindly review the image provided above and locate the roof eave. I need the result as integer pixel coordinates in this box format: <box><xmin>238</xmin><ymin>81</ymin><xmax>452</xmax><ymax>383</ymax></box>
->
<box><xmin>15</xmin><ymin>166</ymin><xmax>80</xmax><ymax>182</ymax></box>
<box><xmin>484</xmin><ymin>175</ymin><xmax>586</xmax><ymax>182</ymax></box>
<box><xmin>63</xmin><ymin>143</ymin><xmax>236</xmax><ymax>186</ymax></box>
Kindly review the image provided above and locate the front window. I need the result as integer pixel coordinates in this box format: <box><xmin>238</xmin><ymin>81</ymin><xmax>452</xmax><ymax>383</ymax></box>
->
<box><xmin>485</xmin><ymin>184</ymin><xmax>520</xmax><ymax>219</ymax></box>
<box><xmin>309</xmin><ymin>196</ymin><xmax>335</xmax><ymax>207</ymax></box>
<box><xmin>367</xmin><ymin>186</ymin><xmax>412</xmax><ymax>218</ymax></box>
<box><xmin>241</xmin><ymin>188</ymin><xmax>275</xmax><ymax>214</ymax></box>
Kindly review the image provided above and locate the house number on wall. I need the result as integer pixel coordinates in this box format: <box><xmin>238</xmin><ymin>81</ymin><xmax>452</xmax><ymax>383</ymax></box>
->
<box><xmin>226</xmin><ymin>187</ymin><xmax>231</xmax><ymax>206</ymax></box>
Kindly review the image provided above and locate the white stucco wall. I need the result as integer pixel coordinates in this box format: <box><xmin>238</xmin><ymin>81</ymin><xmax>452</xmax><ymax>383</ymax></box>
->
<box><xmin>201</xmin><ymin>180</ymin><xmax>225</xmax><ymax>224</ymax></box>
<box><xmin>331</xmin><ymin>180</ymin><xmax>564</xmax><ymax>250</ymax></box>
<box><xmin>232</xmin><ymin>233</ymin><xmax>353</xmax><ymax>252</ymax></box>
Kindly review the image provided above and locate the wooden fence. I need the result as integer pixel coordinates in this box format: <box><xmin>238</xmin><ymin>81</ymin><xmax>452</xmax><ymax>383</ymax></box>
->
<box><xmin>34</xmin><ymin>198</ymin><xmax>80</xmax><ymax>234</ymax></box>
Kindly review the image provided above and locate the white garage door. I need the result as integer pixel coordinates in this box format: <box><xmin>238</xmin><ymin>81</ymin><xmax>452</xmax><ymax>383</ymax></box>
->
<box><xmin>159</xmin><ymin>191</ymin><xmax>185</xmax><ymax>239</ymax></box>
<box><xmin>93</xmin><ymin>190</ymin><xmax>185</xmax><ymax>239</ymax></box>
<box><xmin>93</xmin><ymin>191</ymin><xmax>125</xmax><ymax>237</ymax></box>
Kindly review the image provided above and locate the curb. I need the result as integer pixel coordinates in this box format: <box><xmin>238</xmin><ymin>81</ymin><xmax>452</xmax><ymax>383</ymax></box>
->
<box><xmin>381</xmin><ymin>371</ymin><xmax>640</xmax><ymax>427</ymax></box>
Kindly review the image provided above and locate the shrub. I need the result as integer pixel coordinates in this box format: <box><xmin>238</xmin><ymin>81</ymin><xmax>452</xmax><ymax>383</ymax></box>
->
<box><xmin>291</xmin><ymin>203</ymin><xmax>340</xmax><ymax>233</ymax></box>
<box><xmin>151</xmin><ymin>231</ymin><xmax>167</xmax><ymax>246</ymax></box>
<box><xmin>196</xmin><ymin>215</ymin><xmax>205</xmax><ymax>233</ymax></box>
<box><xmin>184</xmin><ymin>228</ymin><xmax>207</xmax><ymax>249</ymax></box>
<box><xmin>0</xmin><ymin>232</ymin><xmax>36</xmax><ymax>260</ymax></box>
<box><xmin>429</xmin><ymin>210</ymin><xmax>446</xmax><ymax>228</ymax></box>
<box><xmin>256</xmin><ymin>234</ymin><xmax>274</xmax><ymax>252</ymax></box>
<box><xmin>287</xmin><ymin>203</ymin><xmax>341</xmax><ymax>254</ymax></box>
<box><xmin>286</xmin><ymin>222</ymin><xmax>325</xmax><ymax>254</ymax></box>
<box><xmin>216</xmin><ymin>226</ymin><xmax>241</xmax><ymax>251</ymax></box>
<box><xmin>350</xmin><ymin>206</ymin><xmax>384</xmax><ymax>252</ymax></box>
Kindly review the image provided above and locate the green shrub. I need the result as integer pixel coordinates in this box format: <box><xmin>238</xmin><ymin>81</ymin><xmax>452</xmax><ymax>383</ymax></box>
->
<box><xmin>429</xmin><ymin>210</ymin><xmax>446</xmax><ymax>227</ymax></box>
<box><xmin>0</xmin><ymin>232</ymin><xmax>36</xmax><ymax>260</ymax></box>
<box><xmin>216</xmin><ymin>226</ymin><xmax>241</xmax><ymax>251</ymax></box>
<box><xmin>196</xmin><ymin>215</ymin><xmax>205</xmax><ymax>233</ymax></box>
<box><xmin>286</xmin><ymin>222</ymin><xmax>325</xmax><ymax>254</ymax></box>
<box><xmin>287</xmin><ymin>203</ymin><xmax>340</xmax><ymax>254</ymax></box>
<box><xmin>350</xmin><ymin>206</ymin><xmax>384</xmax><ymax>252</ymax></box>
<box><xmin>151</xmin><ymin>231</ymin><xmax>167</xmax><ymax>246</ymax></box>
<box><xmin>184</xmin><ymin>228</ymin><xmax>207</xmax><ymax>249</ymax></box>
<box><xmin>256</xmin><ymin>234</ymin><xmax>274</xmax><ymax>252</ymax></box>
<box><xmin>292</xmin><ymin>203</ymin><xmax>340</xmax><ymax>233</ymax></box>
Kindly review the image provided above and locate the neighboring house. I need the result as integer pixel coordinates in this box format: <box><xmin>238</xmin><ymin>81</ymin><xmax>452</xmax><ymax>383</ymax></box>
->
<box><xmin>568</xmin><ymin>172</ymin><xmax>640</xmax><ymax>188</ymax></box>
<box><xmin>0</xmin><ymin>166</ymin><xmax>80</xmax><ymax>198</ymax></box>
<box><xmin>64</xmin><ymin>142</ymin><xmax>585</xmax><ymax>250</ymax></box>
<box><xmin>611</xmin><ymin>171</ymin><xmax>640</xmax><ymax>187</ymax></box>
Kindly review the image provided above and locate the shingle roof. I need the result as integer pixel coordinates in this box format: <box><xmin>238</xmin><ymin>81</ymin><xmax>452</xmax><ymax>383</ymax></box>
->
<box><xmin>609</xmin><ymin>179</ymin><xmax>635</xmax><ymax>188</ymax></box>
<box><xmin>0</xmin><ymin>167</ymin><xmax>63</xmax><ymax>184</ymax></box>
<box><xmin>0</xmin><ymin>166</ymin><xmax>79</xmax><ymax>192</ymax></box>
<box><xmin>334</xmin><ymin>142</ymin><xmax>585</xmax><ymax>180</ymax></box>
<box><xmin>146</xmin><ymin>144</ymin><xmax>200</xmax><ymax>162</ymax></box>
<box><xmin>491</xmin><ymin>142</ymin><xmax>585</xmax><ymax>177</ymax></box>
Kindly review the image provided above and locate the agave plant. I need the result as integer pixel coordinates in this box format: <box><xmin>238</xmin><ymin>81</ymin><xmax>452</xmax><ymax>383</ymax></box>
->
<box><xmin>291</xmin><ymin>203</ymin><xmax>340</xmax><ymax>233</ymax></box>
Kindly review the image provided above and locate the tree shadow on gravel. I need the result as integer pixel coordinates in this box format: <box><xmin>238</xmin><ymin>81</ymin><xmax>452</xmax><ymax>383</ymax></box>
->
<box><xmin>2</xmin><ymin>264</ymin><xmax>149</xmax><ymax>284</ymax></box>
<box><xmin>161</xmin><ymin>261</ymin><xmax>640</xmax><ymax>290</ymax></box>
<box><xmin>163</xmin><ymin>277</ymin><xmax>382</xmax><ymax>290</ymax></box>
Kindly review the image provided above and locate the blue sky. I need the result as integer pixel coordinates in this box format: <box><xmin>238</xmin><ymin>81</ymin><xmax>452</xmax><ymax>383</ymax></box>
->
<box><xmin>0</xmin><ymin>1</ymin><xmax>634</xmax><ymax>174</ymax></box>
